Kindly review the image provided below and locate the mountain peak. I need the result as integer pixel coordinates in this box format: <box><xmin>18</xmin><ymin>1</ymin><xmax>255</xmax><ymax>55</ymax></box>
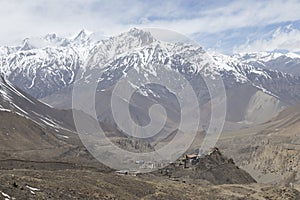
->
<box><xmin>19</xmin><ymin>38</ymin><xmax>34</xmax><ymax>51</ymax></box>
<box><xmin>120</xmin><ymin>28</ymin><xmax>155</xmax><ymax>45</ymax></box>
<box><xmin>44</xmin><ymin>33</ymin><xmax>57</xmax><ymax>41</ymax></box>
<box><xmin>72</xmin><ymin>29</ymin><xmax>93</xmax><ymax>41</ymax></box>
<box><xmin>128</xmin><ymin>27</ymin><xmax>145</xmax><ymax>34</ymax></box>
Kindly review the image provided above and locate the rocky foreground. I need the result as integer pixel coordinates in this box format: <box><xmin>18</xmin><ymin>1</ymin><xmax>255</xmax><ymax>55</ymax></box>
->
<box><xmin>0</xmin><ymin>167</ymin><xmax>299</xmax><ymax>200</ymax></box>
<box><xmin>0</xmin><ymin>148</ymin><xmax>299</xmax><ymax>200</ymax></box>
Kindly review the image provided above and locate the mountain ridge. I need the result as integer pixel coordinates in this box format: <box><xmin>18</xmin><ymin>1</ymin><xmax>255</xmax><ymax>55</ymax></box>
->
<box><xmin>1</xmin><ymin>28</ymin><xmax>300</xmax><ymax>127</ymax></box>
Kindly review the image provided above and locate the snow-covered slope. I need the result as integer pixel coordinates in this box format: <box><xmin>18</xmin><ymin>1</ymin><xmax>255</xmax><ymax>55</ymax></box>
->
<box><xmin>85</xmin><ymin>32</ymin><xmax>300</xmax><ymax>103</ymax></box>
<box><xmin>233</xmin><ymin>51</ymin><xmax>300</xmax><ymax>76</ymax></box>
<box><xmin>1</xmin><ymin>28</ymin><xmax>299</xmax><ymax>101</ymax></box>
<box><xmin>0</xmin><ymin>29</ymin><xmax>97</xmax><ymax>98</ymax></box>
<box><xmin>0</xmin><ymin>76</ymin><xmax>74</xmax><ymax>130</ymax></box>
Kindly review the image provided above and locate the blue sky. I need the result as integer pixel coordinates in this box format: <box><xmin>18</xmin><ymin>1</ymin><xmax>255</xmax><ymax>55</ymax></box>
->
<box><xmin>1</xmin><ymin>0</ymin><xmax>300</xmax><ymax>54</ymax></box>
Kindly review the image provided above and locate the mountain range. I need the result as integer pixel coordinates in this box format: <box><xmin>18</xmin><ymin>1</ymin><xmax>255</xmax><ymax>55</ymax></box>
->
<box><xmin>1</xmin><ymin>28</ymin><xmax>300</xmax><ymax>163</ymax></box>
<box><xmin>1</xmin><ymin>28</ymin><xmax>300</xmax><ymax>199</ymax></box>
<box><xmin>2</xmin><ymin>28</ymin><xmax>298</xmax><ymax>128</ymax></box>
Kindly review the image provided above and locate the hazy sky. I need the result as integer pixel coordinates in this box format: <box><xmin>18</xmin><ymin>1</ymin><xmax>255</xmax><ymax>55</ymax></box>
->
<box><xmin>1</xmin><ymin>0</ymin><xmax>300</xmax><ymax>54</ymax></box>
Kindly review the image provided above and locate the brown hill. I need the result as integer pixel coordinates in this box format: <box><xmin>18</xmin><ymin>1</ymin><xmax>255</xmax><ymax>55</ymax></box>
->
<box><xmin>217</xmin><ymin>102</ymin><xmax>300</xmax><ymax>185</ymax></box>
<box><xmin>155</xmin><ymin>148</ymin><xmax>256</xmax><ymax>185</ymax></box>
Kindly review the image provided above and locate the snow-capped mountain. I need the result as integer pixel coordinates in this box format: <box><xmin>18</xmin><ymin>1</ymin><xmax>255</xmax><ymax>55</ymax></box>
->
<box><xmin>1</xmin><ymin>28</ymin><xmax>300</xmax><ymax>126</ymax></box>
<box><xmin>1</xmin><ymin>28</ymin><xmax>299</xmax><ymax>99</ymax></box>
<box><xmin>38</xmin><ymin>29</ymin><xmax>300</xmax><ymax>129</ymax></box>
<box><xmin>0</xmin><ymin>29</ymin><xmax>98</xmax><ymax>98</ymax></box>
<box><xmin>85</xmin><ymin>30</ymin><xmax>300</xmax><ymax>103</ymax></box>
<box><xmin>233</xmin><ymin>51</ymin><xmax>300</xmax><ymax>76</ymax></box>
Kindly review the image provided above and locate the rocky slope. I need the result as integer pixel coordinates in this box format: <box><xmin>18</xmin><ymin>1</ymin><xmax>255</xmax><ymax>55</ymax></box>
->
<box><xmin>0</xmin><ymin>76</ymin><xmax>85</xmax><ymax>163</ymax></box>
<box><xmin>0</xmin><ymin>76</ymin><xmax>75</xmax><ymax>131</ymax></box>
<box><xmin>217</xmin><ymin>102</ymin><xmax>300</xmax><ymax>185</ymax></box>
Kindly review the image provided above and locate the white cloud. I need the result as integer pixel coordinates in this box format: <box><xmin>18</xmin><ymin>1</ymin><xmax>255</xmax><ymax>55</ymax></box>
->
<box><xmin>234</xmin><ymin>27</ymin><xmax>300</xmax><ymax>53</ymax></box>
<box><xmin>0</xmin><ymin>0</ymin><xmax>300</xmax><ymax>46</ymax></box>
<box><xmin>140</xmin><ymin>1</ymin><xmax>300</xmax><ymax>34</ymax></box>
